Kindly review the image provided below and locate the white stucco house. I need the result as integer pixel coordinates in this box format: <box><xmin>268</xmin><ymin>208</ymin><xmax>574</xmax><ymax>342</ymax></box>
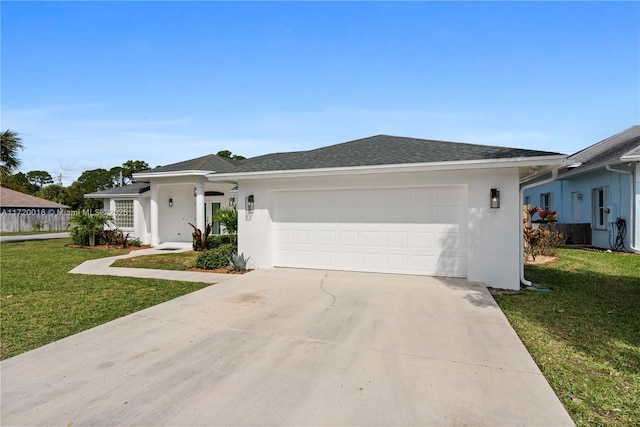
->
<box><xmin>86</xmin><ymin>135</ymin><xmax>566</xmax><ymax>289</ymax></box>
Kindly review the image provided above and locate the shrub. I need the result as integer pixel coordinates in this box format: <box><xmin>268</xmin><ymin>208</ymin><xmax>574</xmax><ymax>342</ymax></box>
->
<box><xmin>206</xmin><ymin>234</ymin><xmax>235</xmax><ymax>249</ymax></box>
<box><xmin>523</xmin><ymin>205</ymin><xmax>564</xmax><ymax>261</ymax></box>
<box><xmin>70</xmin><ymin>228</ymin><xmax>90</xmax><ymax>246</ymax></box>
<box><xmin>128</xmin><ymin>237</ymin><xmax>142</xmax><ymax>247</ymax></box>
<box><xmin>195</xmin><ymin>243</ymin><xmax>236</xmax><ymax>270</ymax></box>
<box><xmin>68</xmin><ymin>211</ymin><xmax>113</xmax><ymax>246</ymax></box>
<box><xmin>229</xmin><ymin>252</ymin><xmax>250</xmax><ymax>272</ymax></box>
<box><xmin>188</xmin><ymin>222</ymin><xmax>212</xmax><ymax>251</ymax></box>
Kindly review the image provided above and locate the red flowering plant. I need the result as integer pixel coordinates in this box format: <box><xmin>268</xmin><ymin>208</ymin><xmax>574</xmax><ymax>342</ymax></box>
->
<box><xmin>537</xmin><ymin>209</ymin><xmax>558</xmax><ymax>224</ymax></box>
<box><xmin>523</xmin><ymin>206</ymin><xmax>563</xmax><ymax>261</ymax></box>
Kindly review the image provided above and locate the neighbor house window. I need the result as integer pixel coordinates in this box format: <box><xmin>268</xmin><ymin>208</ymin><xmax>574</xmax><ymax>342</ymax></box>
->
<box><xmin>592</xmin><ymin>187</ymin><xmax>606</xmax><ymax>229</ymax></box>
<box><xmin>114</xmin><ymin>200</ymin><xmax>134</xmax><ymax>228</ymax></box>
<box><xmin>524</xmin><ymin>196</ymin><xmax>531</xmax><ymax>206</ymax></box>
<box><xmin>540</xmin><ymin>193</ymin><xmax>552</xmax><ymax>210</ymax></box>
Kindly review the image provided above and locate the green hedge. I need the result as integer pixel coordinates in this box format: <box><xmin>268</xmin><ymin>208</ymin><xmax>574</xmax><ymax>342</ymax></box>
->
<box><xmin>205</xmin><ymin>234</ymin><xmax>236</xmax><ymax>250</ymax></box>
<box><xmin>195</xmin><ymin>243</ymin><xmax>236</xmax><ymax>270</ymax></box>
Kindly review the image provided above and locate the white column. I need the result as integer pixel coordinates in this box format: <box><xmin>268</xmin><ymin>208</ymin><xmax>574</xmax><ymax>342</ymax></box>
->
<box><xmin>635</xmin><ymin>164</ymin><xmax>640</xmax><ymax>249</ymax></box>
<box><xmin>150</xmin><ymin>184</ymin><xmax>160</xmax><ymax>246</ymax></box>
<box><xmin>195</xmin><ymin>181</ymin><xmax>205</xmax><ymax>231</ymax></box>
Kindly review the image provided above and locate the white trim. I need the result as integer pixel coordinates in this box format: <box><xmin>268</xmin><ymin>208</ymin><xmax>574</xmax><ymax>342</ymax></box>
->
<box><xmin>85</xmin><ymin>192</ymin><xmax>143</xmax><ymax>199</ymax></box>
<box><xmin>206</xmin><ymin>155</ymin><xmax>566</xmax><ymax>182</ymax></box>
<box><xmin>133</xmin><ymin>170</ymin><xmax>214</xmax><ymax>180</ymax></box>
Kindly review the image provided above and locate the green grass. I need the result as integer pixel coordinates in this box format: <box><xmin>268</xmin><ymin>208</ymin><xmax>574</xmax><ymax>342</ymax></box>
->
<box><xmin>111</xmin><ymin>251</ymin><xmax>199</xmax><ymax>270</ymax></box>
<box><xmin>494</xmin><ymin>248</ymin><xmax>640</xmax><ymax>427</ymax></box>
<box><xmin>0</xmin><ymin>239</ymin><xmax>210</xmax><ymax>360</ymax></box>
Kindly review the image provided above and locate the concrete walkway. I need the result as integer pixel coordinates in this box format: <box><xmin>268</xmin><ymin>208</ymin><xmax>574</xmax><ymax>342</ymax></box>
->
<box><xmin>1</xmin><ymin>268</ymin><xmax>575</xmax><ymax>426</ymax></box>
<box><xmin>68</xmin><ymin>244</ymin><xmax>232</xmax><ymax>284</ymax></box>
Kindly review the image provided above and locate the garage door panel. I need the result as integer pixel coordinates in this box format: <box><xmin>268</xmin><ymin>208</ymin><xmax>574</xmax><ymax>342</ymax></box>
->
<box><xmin>362</xmin><ymin>253</ymin><xmax>384</xmax><ymax>269</ymax></box>
<box><xmin>317</xmin><ymin>230</ymin><xmax>336</xmax><ymax>246</ymax></box>
<box><xmin>386</xmin><ymin>231</ymin><xmax>409</xmax><ymax>249</ymax></box>
<box><xmin>361</xmin><ymin>231</ymin><xmax>383</xmax><ymax>249</ymax></box>
<box><xmin>272</xmin><ymin>186</ymin><xmax>467</xmax><ymax>277</ymax></box>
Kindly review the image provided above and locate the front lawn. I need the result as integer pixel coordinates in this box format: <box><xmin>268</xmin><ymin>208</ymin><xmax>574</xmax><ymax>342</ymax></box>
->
<box><xmin>111</xmin><ymin>252</ymin><xmax>199</xmax><ymax>270</ymax></box>
<box><xmin>0</xmin><ymin>239</ymin><xmax>210</xmax><ymax>360</ymax></box>
<box><xmin>494</xmin><ymin>248</ymin><xmax>640</xmax><ymax>427</ymax></box>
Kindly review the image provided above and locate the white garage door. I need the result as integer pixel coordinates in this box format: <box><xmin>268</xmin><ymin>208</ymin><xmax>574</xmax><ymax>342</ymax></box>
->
<box><xmin>271</xmin><ymin>186</ymin><xmax>467</xmax><ymax>277</ymax></box>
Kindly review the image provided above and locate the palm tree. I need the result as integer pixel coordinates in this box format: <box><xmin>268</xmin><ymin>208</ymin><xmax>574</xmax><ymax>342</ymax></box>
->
<box><xmin>213</xmin><ymin>207</ymin><xmax>238</xmax><ymax>236</ymax></box>
<box><xmin>1</xmin><ymin>130</ymin><xmax>24</xmax><ymax>180</ymax></box>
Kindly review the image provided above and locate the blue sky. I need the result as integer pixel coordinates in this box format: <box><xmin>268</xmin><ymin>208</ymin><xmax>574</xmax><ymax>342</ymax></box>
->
<box><xmin>2</xmin><ymin>1</ymin><xmax>639</xmax><ymax>185</ymax></box>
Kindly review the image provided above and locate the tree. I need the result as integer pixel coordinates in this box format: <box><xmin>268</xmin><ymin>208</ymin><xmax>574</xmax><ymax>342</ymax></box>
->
<box><xmin>120</xmin><ymin>160</ymin><xmax>150</xmax><ymax>184</ymax></box>
<box><xmin>216</xmin><ymin>150</ymin><xmax>246</xmax><ymax>161</ymax></box>
<box><xmin>1</xmin><ymin>172</ymin><xmax>38</xmax><ymax>194</ymax></box>
<box><xmin>76</xmin><ymin>168</ymin><xmax>117</xmax><ymax>193</ymax></box>
<box><xmin>26</xmin><ymin>170</ymin><xmax>54</xmax><ymax>190</ymax></box>
<box><xmin>1</xmin><ymin>130</ymin><xmax>24</xmax><ymax>180</ymax></box>
<box><xmin>38</xmin><ymin>184</ymin><xmax>68</xmax><ymax>204</ymax></box>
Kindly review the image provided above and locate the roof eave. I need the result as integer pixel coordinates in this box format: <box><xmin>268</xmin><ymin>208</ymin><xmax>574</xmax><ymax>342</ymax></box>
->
<box><xmin>133</xmin><ymin>170</ymin><xmax>215</xmax><ymax>181</ymax></box>
<box><xmin>84</xmin><ymin>192</ymin><xmax>143</xmax><ymax>199</ymax></box>
<box><xmin>206</xmin><ymin>155</ymin><xmax>567</xmax><ymax>181</ymax></box>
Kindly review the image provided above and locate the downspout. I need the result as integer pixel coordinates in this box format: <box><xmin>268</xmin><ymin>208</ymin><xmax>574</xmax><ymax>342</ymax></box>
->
<box><xmin>519</xmin><ymin>169</ymin><xmax>558</xmax><ymax>287</ymax></box>
<box><xmin>605</xmin><ymin>165</ymin><xmax>640</xmax><ymax>253</ymax></box>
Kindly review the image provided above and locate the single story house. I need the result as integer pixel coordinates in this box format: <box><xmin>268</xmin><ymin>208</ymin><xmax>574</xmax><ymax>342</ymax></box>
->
<box><xmin>524</xmin><ymin>126</ymin><xmax>640</xmax><ymax>252</ymax></box>
<box><xmin>86</xmin><ymin>134</ymin><xmax>566</xmax><ymax>289</ymax></box>
<box><xmin>0</xmin><ymin>187</ymin><xmax>69</xmax><ymax>232</ymax></box>
<box><xmin>0</xmin><ymin>187</ymin><xmax>69</xmax><ymax>214</ymax></box>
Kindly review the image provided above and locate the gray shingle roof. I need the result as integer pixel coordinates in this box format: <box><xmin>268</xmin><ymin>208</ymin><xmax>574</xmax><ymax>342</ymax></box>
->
<box><xmin>126</xmin><ymin>134</ymin><xmax>565</xmax><ymax>185</ymax></box>
<box><xmin>84</xmin><ymin>182</ymin><xmax>150</xmax><ymax>198</ymax></box>
<box><xmin>142</xmin><ymin>154</ymin><xmax>242</xmax><ymax>174</ymax></box>
<box><xmin>561</xmin><ymin>126</ymin><xmax>640</xmax><ymax>178</ymax></box>
<box><xmin>226</xmin><ymin>135</ymin><xmax>564</xmax><ymax>173</ymax></box>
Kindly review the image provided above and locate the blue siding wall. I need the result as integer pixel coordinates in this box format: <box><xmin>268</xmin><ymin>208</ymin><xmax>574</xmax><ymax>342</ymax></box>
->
<box><xmin>523</xmin><ymin>165</ymin><xmax>634</xmax><ymax>250</ymax></box>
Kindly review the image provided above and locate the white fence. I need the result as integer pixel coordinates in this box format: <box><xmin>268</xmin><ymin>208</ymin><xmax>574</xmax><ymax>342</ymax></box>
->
<box><xmin>0</xmin><ymin>212</ymin><xmax>71</xmax><ymax>233</ymax></box>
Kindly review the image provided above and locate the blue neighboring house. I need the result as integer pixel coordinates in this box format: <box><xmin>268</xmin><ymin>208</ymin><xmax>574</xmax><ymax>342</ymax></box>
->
<box><xmin>524</xmin><ymin>126</ymin><xmax>640</xmax><ymax>252</ymax></box>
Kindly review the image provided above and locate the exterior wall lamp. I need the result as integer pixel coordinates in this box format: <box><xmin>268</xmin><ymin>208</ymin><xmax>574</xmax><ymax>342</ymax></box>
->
<box><xmin>168</xmin><ymin>198</ymin><xmax>173</xmax><ymax>208</ymax></box>
<box><xmin>490</xmin><ymin>189</ymin><xmax>500</xmax><ymax>209</ymax></box>
<box><xmin>246</xmin><ymin>195</ymin><xmax>255</xmax><ymax>213</ymax></box>
<box><xmin>229</xmin><ymin>197</ymin><xmax>236</xmax><ymax>207</ymax></box>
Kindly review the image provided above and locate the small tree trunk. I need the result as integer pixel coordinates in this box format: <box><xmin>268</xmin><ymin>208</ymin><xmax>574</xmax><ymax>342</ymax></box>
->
<box><xmin>89</xmin><ymin>232</ymin><xmax>95</xmax><ymax>247</ymax></box>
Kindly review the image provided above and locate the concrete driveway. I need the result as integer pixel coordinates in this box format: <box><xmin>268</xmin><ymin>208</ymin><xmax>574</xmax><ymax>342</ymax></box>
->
<box><xmin>1</xmin><ymin>269</ymin><xmax>574</xmax><ymax>426</ymax></box>
<box><xmin>0</xmin><ymin>232</ymin><xmax>70</xmax><ymax>243</ymax></box>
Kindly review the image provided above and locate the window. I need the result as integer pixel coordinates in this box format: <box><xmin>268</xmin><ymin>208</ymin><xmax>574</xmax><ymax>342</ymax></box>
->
<box><xmin>524</xmin><ymin>195</ymin><xmax>531</xmax><ymax>206</ymax></box>
<box><xmin>114</xmin><ymin>200</ymin><xmax>134</xmax><ymax>228</ymax></box>
<box><xmin>540</xmin><ymin>193</ymin><xmax>552</xmax><ymax>210</ymax></box>
<box><xmin>592</xmin><ymin>187</ymin><xmax>606</xmax><ymax>229</ymax></box>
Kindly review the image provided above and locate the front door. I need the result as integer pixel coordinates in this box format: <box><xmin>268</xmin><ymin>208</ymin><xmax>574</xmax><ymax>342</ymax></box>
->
<box><xmin>205</xmin><ymin>202</ymin><xmax>221</xmax><ymax>234</ymax></box>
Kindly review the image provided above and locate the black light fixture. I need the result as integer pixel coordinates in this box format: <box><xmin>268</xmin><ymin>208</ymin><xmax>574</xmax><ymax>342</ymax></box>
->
<box><xmin>246</xmin><ymin>195</ymin><xmax>255</xmax><ymax>213</ymax></box>
<box><xmin>229</xmin><ymin>197</ymin><xmax>235</xmax><ymax>207</ymax></box>
<box><xmin>168</xmin><ymin>198</ymin><xmax>173</xmax><ymax>208</ymax></box>
<box><xmin>490</xmin><ymin>188</ymin><xmax>500</xmax><ymax>209</ymax></box>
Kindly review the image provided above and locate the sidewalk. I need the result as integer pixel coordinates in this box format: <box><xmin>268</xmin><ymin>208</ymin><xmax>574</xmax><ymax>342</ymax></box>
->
<box><xmin>69</xmin><ymin>245</ymin><xmax>233</xmax><ymax>284</ymax></box>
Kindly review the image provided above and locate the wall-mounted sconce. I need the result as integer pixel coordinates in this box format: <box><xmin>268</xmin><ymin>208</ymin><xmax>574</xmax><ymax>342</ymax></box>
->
<box><xmin>246</xmin><ymin>195</ymin><xmax>255</xmax><ymax>213</ymax></box>
<box><xmin>229</xmin><ymin>197</ymin><xmax>235</xmax><ymax>207</ymax></box>
<box><xmin>576</xmin><ymin>192</ymin><xmax>583</xmax><ymax>201</ymax></box>
<box><xmin>490</xmin><ymin>188</ymin><xmax>500</xmax><ymax>209</ymax></box>
<box><xmin>193</xmin><ymin>187</ymin><xmax>197</xmax><ymax>197</ymax></box>
<box><xmin>168</xmin><ymin>198</ymin><xmax>173</xmax><ymax>208</ymax></box>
